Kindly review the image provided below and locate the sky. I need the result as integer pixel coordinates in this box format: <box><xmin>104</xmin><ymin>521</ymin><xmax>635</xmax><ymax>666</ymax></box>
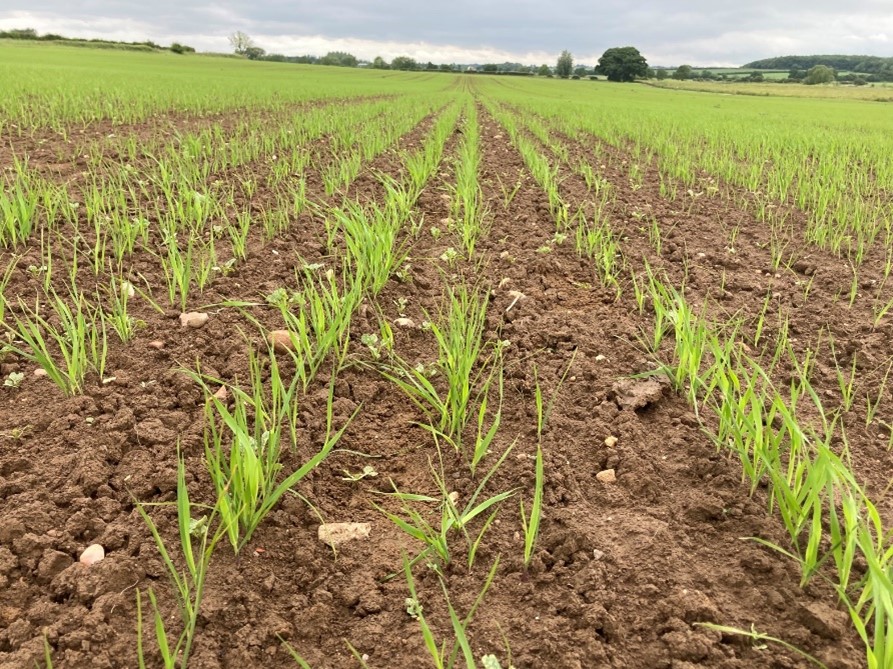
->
<box><xmin>1</xmin><ymin>1</ymin><xmax>892</xmax><ymax>67</ymax></box>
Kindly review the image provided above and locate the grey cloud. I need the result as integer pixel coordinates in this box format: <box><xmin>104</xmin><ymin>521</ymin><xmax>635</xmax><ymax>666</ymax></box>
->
<box><xmin>5</xmin><ymin>1</ymin><xmax>893</xmax><ymax>65</ymax></box>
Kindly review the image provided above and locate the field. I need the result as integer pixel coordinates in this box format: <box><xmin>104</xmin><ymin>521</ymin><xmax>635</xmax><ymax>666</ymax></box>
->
<box><xmin>647</xmin><ymin>78</ymin><xmax>893</xmax><ymax>101</ymax></box>
<box><xmin>2</xmin><ymin>42</ymin><xmax>893</xmax><ymax>668</ymax></box>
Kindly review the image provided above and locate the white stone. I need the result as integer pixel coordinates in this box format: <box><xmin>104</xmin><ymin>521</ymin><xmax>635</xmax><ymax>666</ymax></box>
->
<box><xmin>318</xmin><ymin>522</ymin><xmax>371</xmax><ymax>548</ymax></box>
<box><xmin>179</xmin><ymin>312</ymin><xmax>209</xmax><ymax>328</ymax></box>
<box><xmin>79</xmin><ymin>544</ymin><xmax>105</xmax><ymax>566</ymax></box>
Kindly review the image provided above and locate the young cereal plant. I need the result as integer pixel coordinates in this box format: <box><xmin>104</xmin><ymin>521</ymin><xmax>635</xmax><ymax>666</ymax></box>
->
<box><xmin>375</xmin><ymin>442</ymin><xmax>515</xmax><ymax>572</ymax></box>
<box><xmin>3</xmin><ymin>290</ymin><xmax>107</xmax><ymax>396</ymax></box>
<box><xmin>830</xmin><ymin>338</ymin><xmax>858</xmax><ymax>413</ymax></box>
<box><xmin>136</xmin><ymin>454</ymin><xmax>229</xmax><ymax>669</ymax></box>
<box><xmin>871</xmin><ymin>292</ymin><xmax>893</xmax><ymax>329</ymax></box>
<box><xmin>494</xmin><ymin>173</ymin><xmax>523</xmax><ymax>210</ymax></box>
<box><xmin>865</xmin><ymin>360</ymin><xmax>893</xmax><ymax>427</ymax></box>
<box><xmin>100</xmin><ymin>277</ymin><xmax>138</xmax><ymax>343</ymax></box>
<box><xmin>190</xmin><ymin>358</ymin><xmax>358</xmax><ymax>553</ymax></box>
<box><xmin>402</xmin><ymin>554</ymin><xmax>501</xmax><ymax>669</ymax></box>
<box><xmin>519</xmin><ymin>355</ymin><xmax>575</xmax><ymax>570</ymax></box>
<box><xmin>519</xmin><ymin>444</ymin><xmax>543</xmax><ymax>573</ymax></box>
<box><xmin>0</xmin><ymin>173</ymin><xmax>40</xmax><ymax>247</ymax></box>
<box><xmin>0</xmin><ymin>254</ymin><xmax>18</xmax><ymax>322</ymax></box>
<box><xmin>269</xmin><ymin>263</ymin><xmax>361</xmax><ymax>389</ymax></box>
<box><xmin>573</xmin><ymin>208</ymin><xmax>622</xmax><ymax>294</ymax></box>
<box><xmin>332</xmin><ymin>199</ymin><xmax>409</xmax><ymax>296</ymax></box>
<box><xmin>378</xmin><ymin>284</ymin><xmax>492</xmax><ymax>451</ymax></box>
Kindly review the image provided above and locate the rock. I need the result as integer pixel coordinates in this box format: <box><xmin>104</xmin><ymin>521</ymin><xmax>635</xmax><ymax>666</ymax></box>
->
<box><xmin>318</xmin><ymin>522</ymin><xmax>371</xmax><ymax>548</ymax></box>
<box><xmin>179</xmin><ymin>312</ymin><xmax>208</xmax><ymax>328</ymax></box>
<box><xmin>394</xmin><ymin>317</ymin><xmax>416</xmax><ymax>328</ymax></box>
<box><xmin>212</xmin><ymin>386</ymin><xmax>228</xmax><ymax>401</ymax></box>
<box><xmin>612</xmin><ymin>377</ymin><xmax>663</xmax><ymax>410</ymax></box>
<box><xmin>33</xmin><ymin>368</ymin><xmax>48</xmax><ymax>377</ymax></box>
<box><xmin>596</xmin><ymin>469</ymin><xmax>616</xmax><ymax>484</ymax></box>
<box><xmin>269</xmin><ymin>330</ymin><xmax>294</xmax><ymax>353</ymax></box>
<box><xmin>604</xmin><ymin>436</ymin><xmax>618</xmax><ymax>448</ymax></box>
<box><xmin>147</xmin><ymin>340</ymin><xmax>165</xmax><ymax>350</ymax></box>
<box><xmin>79</xmin><ymin>544</ymin><xmax>105</xmax><ymax>566</ymax></box>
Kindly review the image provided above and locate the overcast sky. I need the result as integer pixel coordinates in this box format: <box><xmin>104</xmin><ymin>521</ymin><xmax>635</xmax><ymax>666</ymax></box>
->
<box><xmin>2</xmin><ymin>2</ymin><xmax>892</xmax><ymax>66</ymax></box>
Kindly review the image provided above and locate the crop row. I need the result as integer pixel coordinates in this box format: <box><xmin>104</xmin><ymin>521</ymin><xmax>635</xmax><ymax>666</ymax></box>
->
<box><xmin>474</xmin><ymin>82</ymin><xmax>893</xmax><ymax>668</ymax></box>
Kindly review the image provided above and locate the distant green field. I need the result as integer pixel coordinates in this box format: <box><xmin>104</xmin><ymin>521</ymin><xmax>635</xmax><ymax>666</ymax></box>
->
<box><xmin>0</xmin><ymin>40</ymin><xmax>445</xmax><ymax>130</ymax></box>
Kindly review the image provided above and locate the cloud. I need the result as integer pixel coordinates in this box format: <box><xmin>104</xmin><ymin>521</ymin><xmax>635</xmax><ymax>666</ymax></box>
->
<box><xmin>4</xmin><ymin>1</ymin><xmax>893</xmax><ymax>65</ymax></box>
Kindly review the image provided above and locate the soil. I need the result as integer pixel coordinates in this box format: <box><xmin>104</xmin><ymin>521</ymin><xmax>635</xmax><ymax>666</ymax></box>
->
<box><xmin>0</xmin><ymin>83</ymin><xmax>880</xmax><ymax>669</ymax></box>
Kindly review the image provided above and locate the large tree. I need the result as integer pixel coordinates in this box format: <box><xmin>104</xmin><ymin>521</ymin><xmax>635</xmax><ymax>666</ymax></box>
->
<box><xmin>556</xmin><ymin>50</ymin><xmax>573</xmax><ymax>78</ymax></box>
<box><xmin>595</xmin><ymin>46</ymin><xmax>649</xmax><ymax>82</ymax></box>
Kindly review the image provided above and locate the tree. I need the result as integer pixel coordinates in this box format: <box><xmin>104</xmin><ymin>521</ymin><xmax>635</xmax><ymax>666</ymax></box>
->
<box><xmin>1</xmin><ymin>28</ymin><xmax>38</xmax><ymax>39</ymax></box>
<box><xmin>440</xmin><ymin>63</ymin><xmax>454</xmax><ymax>72</ymax></box>
<box><xmin>372</xmin><ymin>56</ymin><xmax>389</xmax><ymax>69</ymax></box>
<box><xmin>556</xmin><ymin>50</ymin><xmax>573</xmax><ymax>78</ymax></box>
<box><xmin>655</xmin><ymin>69</ymin><xmax>669</xmax><ymax>80</ymax></box>
<box><xmin>228</xmin><ymin>31</ymin><xmax>255</xmax><ymax>56</ymax></box>
<box><xmin>672</xmin><ymin>64</ymin><xmax>694</xmax><ymax>80</ymax></box>
<box><xmin>595</xmin><ymin>46</ymin><xmax>649</xmax><ymax>82</ymax></box>
<box><xmin>245</xmin><ymin>46</ymin><xmax>265</xmax><ymax>60</ymax></box>
<box><xmin>320</xmin><ymin>51</ymin><xmax>358</xmax><ymax>67</ymax></box>
<box><xmin>482</xmin><ymin>63</ymin><xmax>498</xmax><ymax>73</ymax></box>
<box><xmin>804</xmin><ymin>64</ymin><xmax>836</xmax><ymax>85</ymax></box>
<box><xmin>391</xmin><ymin>56</ymin><xmax>417</xmax><ymax>70</ymax></box>
<box><xmin>538</xmin><ymin>64</ymin><xmax>551</xmax><ymax>76</ymax></box>
<box><xmin>574</xmin><ymin>65</ymin><xmax>590</xmax><ymax>77</ymax></box>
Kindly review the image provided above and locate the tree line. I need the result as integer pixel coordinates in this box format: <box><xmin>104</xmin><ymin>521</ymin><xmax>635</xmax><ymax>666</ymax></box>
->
<box><xmin>0</xmin><ymin>27</ymin><xmax>195</xmax><ymax>54</ymax></box>
<box><xmin>744</xmin><ymin>54</ymin><xmax>893</xmax><ymax>81</ymax></box>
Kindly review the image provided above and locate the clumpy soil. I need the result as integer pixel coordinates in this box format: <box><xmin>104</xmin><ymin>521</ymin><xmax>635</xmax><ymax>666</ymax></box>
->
<box><xmin>0</xmin><ymin>94</ymin><xmax>873</xmax><ymax>669</ymax></box>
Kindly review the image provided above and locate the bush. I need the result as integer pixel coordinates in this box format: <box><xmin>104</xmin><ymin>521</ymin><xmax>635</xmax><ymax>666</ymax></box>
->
<box><xmin>804</xmin><ymin>64</ymin><xmax>836</xmax><ymax>85</ymax></box>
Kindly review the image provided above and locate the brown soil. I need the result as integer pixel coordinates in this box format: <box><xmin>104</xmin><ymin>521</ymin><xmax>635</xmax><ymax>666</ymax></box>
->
<box><xmin>0</xmin><ymin>89</ymin><xmax>875</xmax><ymax>669</ymax></box>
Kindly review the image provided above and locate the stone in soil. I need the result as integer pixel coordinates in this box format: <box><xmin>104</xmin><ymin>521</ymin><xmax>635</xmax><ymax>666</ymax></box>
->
<box><xmin>318</xmin><ymin>522</ymin><xmax>372</xmax><ymax>548</ymax></box>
